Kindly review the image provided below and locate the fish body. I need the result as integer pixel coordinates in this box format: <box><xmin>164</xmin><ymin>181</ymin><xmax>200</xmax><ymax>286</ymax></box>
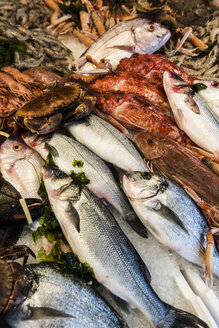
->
<box><xmin>122</xmin><ymin>171</ymin><xmax>219</xmax><ymax>278</ymax></box>
<box><xmin>65</xmin><ymin>114</ymin><xmax>147</xmax><ymax>172</ymax></box>
<box><xmin>75</xmin><ymin>18</ymin><xmax>171</xmax><ymax>70</ymax></box>
<box><xmin>22</xmin><ymin>132</ymin><xmax>146</xmax><ymax>237</ymax></box>
<box><xmin>192</xmin><ymin>80</ymin><xmax>219</xmax><ymax>121</ymax></box>
<box><xmin>163</xmin><ymin>71</ymin><xmax>219</xmax><ymax>156</ymax></box>
<box><xmin>6</xmin><ymin>263</ymin><xmax>123</xmax><ymax>328</ymax></box>
<box><xmin>134</xmin><ymin>131</ymin><xmax>219</xmax><ymax>207</ymax></box>
<box><xmin>42</xmin><ymin>166</ymin><xmax>208</xmax><ymax>328</ymax></box>
<box><xmin>0</xmin><ymin>138</ymin><xmax>44</xmax><ymax>198</ymax></box>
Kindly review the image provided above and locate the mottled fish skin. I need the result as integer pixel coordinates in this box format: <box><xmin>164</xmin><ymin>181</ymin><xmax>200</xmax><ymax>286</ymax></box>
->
<box><xmin>122</xmin><ymin>171</ymin><xmax>219</xmax><ymax>279</ymax></box>
<box><xmin>192</xmin><ymin>80</ymin><xmax>219</xmax><ymax>121</ymax></box>
<box><xmin>75</xmin><ymin>18</ymin><xmax>171</xmax><ymax>70</ymax></box>
<box><xmin>163</xmin><ymin>71</ymin><xmax>219</xmax><ymax>156</ymax></box>
<box><xmin>6</xmin><ymin>263</ymin><xmax>123</xmax><ymax>328</ymax></box>
<box><xmin>42</xmin><ymin>167</ymin><xmax>209</xmax><ymax>328</ymax></box>
<box><xmin>22</xmin><ymin>132</ymin><xmax>146</xmax><ymax>237</ymax></box>
<box><xmin>65</xmin><ymin>114</ymin><xmax>147</xmax><ymax>172</ymax></box>
<box><xmin>0</xmin><ymin>138</ymin><xmax>44</xmax><ymax>198</ymax></box>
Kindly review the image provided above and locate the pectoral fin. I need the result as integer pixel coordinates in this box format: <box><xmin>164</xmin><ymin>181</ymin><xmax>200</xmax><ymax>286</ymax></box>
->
<box><xmin>66</xmin><ymin>202</ymin><xmax>80</xmax><ymax>232</ymax></box>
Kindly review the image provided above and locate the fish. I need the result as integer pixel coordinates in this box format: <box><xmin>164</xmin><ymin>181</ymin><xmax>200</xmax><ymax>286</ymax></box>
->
<box><xmin>134</xmin><ymin>131</ymin><xmax>219</xmax><ymax>207</ymax></box>
<box><xmin>0</xmin><ymin>138</ymin><xmax>45</xmax><ymax>198</ymax></box>
<box><xmin>122</xmin><ymin>171</ymin><xmax>219</xmax><ymax>279</ymax></box>
<box><xmin>74</xmin><ymin>18</ymin><xmax>171</xmax><ymax>71</ymax></box>
<box><xmin>6</xmin><ymin>263</ymin><xmax>124</xmax><ymax>328</ymax></box>
<box><xmin>163</xmin><ymin>71</ymin><xmax>219</xmax><ymax>157</ymax></box>
<box><xmin>192</xmin><ymin>80</ymin><xmax>219</xmax><ymax>121</ymax></box>
<box><xmin>42</xmin><ymin>166</ymin><xmax>209</xmax><ymax>328</ymax></box>
<box><xmin>22</xmin><ymin>132</ymin><xmax>147</xmax><ymax>238</ymax></box>
<box><xmin>65</xmin><ymin>114</ymin><xmax>147</xmax><ymax>172</ymax></box>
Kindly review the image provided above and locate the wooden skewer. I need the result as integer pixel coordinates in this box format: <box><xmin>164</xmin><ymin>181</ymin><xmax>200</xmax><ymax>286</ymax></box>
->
<box><xmin>180</xmin><ymin>27</ymin><xmax>208</xmax><ymax>51</ymax></box>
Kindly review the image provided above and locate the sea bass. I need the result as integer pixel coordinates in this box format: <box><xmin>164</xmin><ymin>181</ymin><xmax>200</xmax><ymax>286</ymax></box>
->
<box><xmin>74</xmin><ymin>18</ymin><xmax>171</xmax><ymax>71</ymax></box>
<box><xmin>6</xmin><ymin>263</ymin><xmax>124</xmax><ymax>328</ymax></box>
<box><xmin>65</xmin><ymin>114</ymin><xmax>147</xmax><ymax>172</ymax></box>
<box><xmin>22</xmin><ymin>132</ymin><xmax>147</xmax><ymax>237</ymax></box>
<box><xmin>42</xmin><ymin>166</ymin><xmax>209</xmax><ymax>328</ymax></box>
<box><xmin>0</xmin><ymin>138</ymin><xmax>44</xmax><ymax>198</ymax></box>
<box><xmin>163</xmin><ymin>71</ymin><xmax>219</xmax><ymax>157</ymax></box>
<box><xmin>122</xmin><ymin>171</ymin><xmax>219</xmax><ymax>279</ymax></box>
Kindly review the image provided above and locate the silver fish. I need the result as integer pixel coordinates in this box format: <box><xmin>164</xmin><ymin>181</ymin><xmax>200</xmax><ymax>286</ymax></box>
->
<box><xmin>192</xmin><ymin>80</ymin><xmax>219</xmax><ymax>121</ymax></box>
<box><xmin>163</xmin><ymin>71</ymin><xmax>219</xmax><ymax>157</ymax></box>
<box><xmin>6</xmin><ymin>263</ymin><xmax>124</xmax><ymax>328</ymax></box>
<box><xmin>122</xmin><ymin>171</ymin><xmax>219</xmax><ymax>279</ymax></box>
<box><xmin>65</xmin><ymin>114</ymin><xmax>147</xmax><ymax>172</ymax></box>
<box><xmin>42</xmin><ymin>166</ymin><xmax>209</xmax><ymax>328</ymax></box>
<box><xmin>22</xmin><ymin>132</ymin><xmax>147</xmax><ymax>237</ymax></box>
<box><xmin>0</xmin><ymin>138</ymin><xmax>44</xmax><ymax>198</ymax></box>
<box><xmin>74</xmin><ymin>18</ymin><xmax>171</xmax><ymax>71</ymax></box>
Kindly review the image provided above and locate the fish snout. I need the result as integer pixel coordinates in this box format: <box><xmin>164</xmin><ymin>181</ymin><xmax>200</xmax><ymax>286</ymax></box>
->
<box><xmin>42</xmin><ymin>165</ymin><xmax>52</xmax><ymax>179</ymax></box>
<box><xmin>159</xmin><ymin>179</ymin><xmax>169</xmax><ymax>192</ymax></box>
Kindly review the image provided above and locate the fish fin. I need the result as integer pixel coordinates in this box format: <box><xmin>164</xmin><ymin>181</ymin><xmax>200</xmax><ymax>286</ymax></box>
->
<box><xmin>66</xmin><ymin>202</ymin><xmax>80</xmax><ymax>232</ymax></box>
<box><xmin>184</xmin><ymin>96</ymin><xmax>200</xmax><ymax>114</ymax></box>
<box><xmin>153</xmin><ymin>202</ymin><xmax>188</xmax><ymax>233</ymax></box>
<box><xmin>157</xmin><ymin>306</ymin><xmax>209</xmax><ymax>328</ymax></box>
<box><xmin>45</xmin><ymin>143</ymin><xmax>59</xmax><ymax>158</ymax></box>
<box><xmin>110</xmin><ymin>293</ymin><xmax>131</xmax><ymax>314</ymax></box>
<box><xmin>139</xmin><ymin>261</ymin><xmax>151</xmax><ymax>284</ymax></box>
<box><xmin>27</xmin><ymin>306</ymin><xmax>75</xmax><ymax>320</ymax></box>
<box><xmin>107</xmin><ymin>45</ymin><xmax>134</xmax><ymax>52</ymax></box>
<box><xmin>126</xmin><ymin>214</ymin><xmax>148</xmax><ymax>238</ymax></box>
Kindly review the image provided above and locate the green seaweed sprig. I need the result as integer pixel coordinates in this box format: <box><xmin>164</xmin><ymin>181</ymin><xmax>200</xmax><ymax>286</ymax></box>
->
<box><xmin>58</xmin><ymin>0</ymin><xmax>86</xmax><ymax>29</ymax></box>
<box><xmin>0</xmin><ymin>38</ymin><xmax>26</xmax><ymax>69</ymax></box>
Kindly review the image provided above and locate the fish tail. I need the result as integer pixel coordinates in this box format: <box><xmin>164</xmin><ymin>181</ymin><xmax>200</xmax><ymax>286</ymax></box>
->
<box><xmin>157</xmin><ymin>306</ymin><xmax>209</xmax><ymax>328</ymax></box>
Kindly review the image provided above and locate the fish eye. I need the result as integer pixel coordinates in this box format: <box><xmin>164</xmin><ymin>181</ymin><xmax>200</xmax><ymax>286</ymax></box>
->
<box><xmin>211</xmin><ymin>82</ymin><xmax>219</xmax><ymax>88</ymax></box>
<box><xmin>142</xmin><ymin>172</ymin><xmax>152</xmax><ymax>180</ymax></box>
<box><xmin>148</xmin><ymin>24</ymin><xmax>155</xmax><ymax>32</ymax></box>
<box><xmin>13</xmin><ymin>143</ymin><xmax>22</xmax><ymax>151</ymax></box>
<box><xmin>147</xmin><ymin>139</ymin><xmax>153</xmax><ymax>145</ymax></box>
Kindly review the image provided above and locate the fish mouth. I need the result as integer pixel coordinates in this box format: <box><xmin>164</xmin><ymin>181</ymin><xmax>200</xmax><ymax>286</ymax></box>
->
<box><xmin>127</xmin><ymin>188</ymin><xmax>160</xmax><ymax>202</ymax></box>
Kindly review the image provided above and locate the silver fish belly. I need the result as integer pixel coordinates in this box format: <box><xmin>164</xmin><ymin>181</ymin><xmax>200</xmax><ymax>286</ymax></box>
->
<box><xmin>74</xmin><ymin>18</ymin><xmax>171</xmax><ymax>71</ymax></box>
<box><xmin>163</xmin><ymin>71</ymin><xmax>219</xmax><ymax>156</ymax></box>
<box><xmin>0</xmin><ymin>138</ymin><xmax>44</xmax><ymax>198</ymax></box>
<box><xmin>6</xmin><ymin>263</ymin><xmax>123</xmax><ymax>328</ymax></box>
<box><xmin>65</xmin><ymin>114</ymin><xmax>147</xmax><ymax>172</ymax></box>
<box><xmin>42</xmin><ymin>166</ymin><xmax>209</xmax><ymax>328</ymax></box>
<box><xmin>122</xmin><ymin>171</ymin><xmax>219</xmax><ymax>278</ymax></box>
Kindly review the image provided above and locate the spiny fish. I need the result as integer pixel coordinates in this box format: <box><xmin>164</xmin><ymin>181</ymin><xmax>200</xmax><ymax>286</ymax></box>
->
<box><xmin>163</xmin><ymin>71</ymin><xmax>219</xmax><ymax>158</ymax></box>
<box><xmin>22</xmin><ymin>132</ymin><xmax>147</xmax><ymax>238</ymax></box>
<box><xmin>74</xmin><ymin>18</ymin><xmax>171</xmax><ymax>71</ymax></box>
<box><xmin>65</xmin><ymin>114</ymin><xmax>147</xmax><ymax>172</ymax></box>
<box><xmin>0</xmin><ymin>138</ymin><xmax>45</xmax><ymax>198</ymax></box>
<box><xmin>6</xmin><ymin>263</ymin><xmax>124</xmax><ymax>328</ymax></box>
<box><xmin>42</xmin><ymin>166</ymin><xmax>209</xmax><ymax>328</ymax></box>
<box><xmin>122</xmin><ymin>171</ymin><xmax>219</xmax><ymax>280</ymax></box>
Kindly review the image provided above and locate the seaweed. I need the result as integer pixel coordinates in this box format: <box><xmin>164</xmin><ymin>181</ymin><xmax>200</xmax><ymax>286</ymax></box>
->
<box><xmin>0</xmin><ymin>38</ymin><xmax>27</xmax><ymax>69</ymax></box>
<box><xmin>57</xmin><ymin>0</ymin><xmax>86</xmax><ymax>29</ymax></box>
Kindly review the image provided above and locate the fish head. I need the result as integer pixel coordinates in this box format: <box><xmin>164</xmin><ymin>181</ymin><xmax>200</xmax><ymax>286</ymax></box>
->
<box><xmin>122</xmin><ymin>171</ymin><xmax>168</xmax><ymax>201</ymax></box>
<box><xmin>22</xmin><ymin>132</ymin><xmax>51</xmax><ymax>158</ymax></box>
<box><xmin>134</xmin><ymin>132</ymin><xmax>164</xmax><ymax>160</ymax></box>
<box><xmin>42</xmin><ymin>166</ymin><xmax>80</xmax><ymax>202</ymax></box>
<box><xmin>193</xmin><ymin>80</ymin><xmax>219</xmax><ymax>116</ymax></box>
<box><xmin>132</xmin><ymin>19</ymin><xmax>171</xmax><ymax>54</ymax></box>
<box><xmin>163</xmin><ymin>70</ymin><xmax>200</xmax><ymax>128</ymax></box>
<box><xmin>0</xmin><ymin>138</ymin><xmax>32</xmax><ymax>169</ymax></box>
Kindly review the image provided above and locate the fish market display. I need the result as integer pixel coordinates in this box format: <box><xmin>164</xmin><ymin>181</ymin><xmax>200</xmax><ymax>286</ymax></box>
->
<box><xmin>0</xmin><ymin>138</ymin><xmax>45</xmax><ymax>198</ymax></box>
<box><xmin>74</xmin><ymin>18</ymin><xmax>171</xmax><ymax>71</ymax></box>
<box><xmin>42</xmin><ymin>166</ymin><xmax>209</xmax><ymax>328</ymax></box>
<box><xmin>65</xmin><ymin>114</ymin><xmax>147</xmax><ymax>172</ymax></box>
<box><xmin>163</xmin><ymin>71</ymin><xmax>219</xmax><ymax>156</ymax></box>
<box><xmin>22</xmin><ymin>132</ymin><xmax>147</xmax><ymax>237</ymax></box>
<box><xmin>122</xmin><ymin>171</ymin><xmax>219</xmax><ymax>281</ymax></box>
<box><xmin>5</xmin><ymin>263</ymin><xmax>123</xmax><ymax>328</ymax></box>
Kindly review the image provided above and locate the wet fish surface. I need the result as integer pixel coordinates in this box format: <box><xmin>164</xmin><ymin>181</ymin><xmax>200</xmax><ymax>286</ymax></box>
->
<box><xmin>22</xmin><ymin>132</ymin><xmax>147</xmax><ymax>237</ymax></box>
<box><xmin>65</xmin><ymin>114</ymin><xmax>147</xmax><ymax>172</ymax></box>
<box><xmin>163</xmin><ymin>71</ymin><xmax>219</xmax><ymax>156</ymax></box>
<box><xmin>6</xmin><ymin>263</ymin><xmax>124</xmax><ymax>328</ymax></box>
<box><xmin>74</xmin><ymin>18</ymin><xmax>171</xmax><ymax>71</ymax></box>
<box><xmin>42</xmin><ymin>166</ymin><xmax>209</xmax><ymax>328</ymax></box>
<box><xmin>0</xmin><ymin>138</ymin><xmax>45</xmax><ymax>198</ymax></box>
<box><xmin>122</xmin><ymin>171</ymin><xmax>219</xmax><ymax>278</ymax></box>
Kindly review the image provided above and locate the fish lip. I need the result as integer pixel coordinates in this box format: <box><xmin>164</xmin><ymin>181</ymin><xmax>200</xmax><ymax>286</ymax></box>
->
<box><xmin>127</xmin><ymin>188</ymin><xmax>160</xmax><ymax>202</ymax></box>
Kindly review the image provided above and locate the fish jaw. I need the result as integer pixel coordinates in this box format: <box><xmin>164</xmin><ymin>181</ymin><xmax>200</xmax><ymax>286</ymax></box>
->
<box><xmin>133</xmin><ymin>20</ymin><xmax>171</xmax><ymax>54</ymax></box>
<box><xmin>22</xmin><ymin>132</ymin><xmax>50</xmax><ymax>159</ymax></box>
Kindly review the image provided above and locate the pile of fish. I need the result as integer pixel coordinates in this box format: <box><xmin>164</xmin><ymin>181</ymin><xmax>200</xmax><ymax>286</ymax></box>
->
<box><xmin>0</xmin><ymin>13</ymin><xmax>219</xmax><ymax>328</ymax></box>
